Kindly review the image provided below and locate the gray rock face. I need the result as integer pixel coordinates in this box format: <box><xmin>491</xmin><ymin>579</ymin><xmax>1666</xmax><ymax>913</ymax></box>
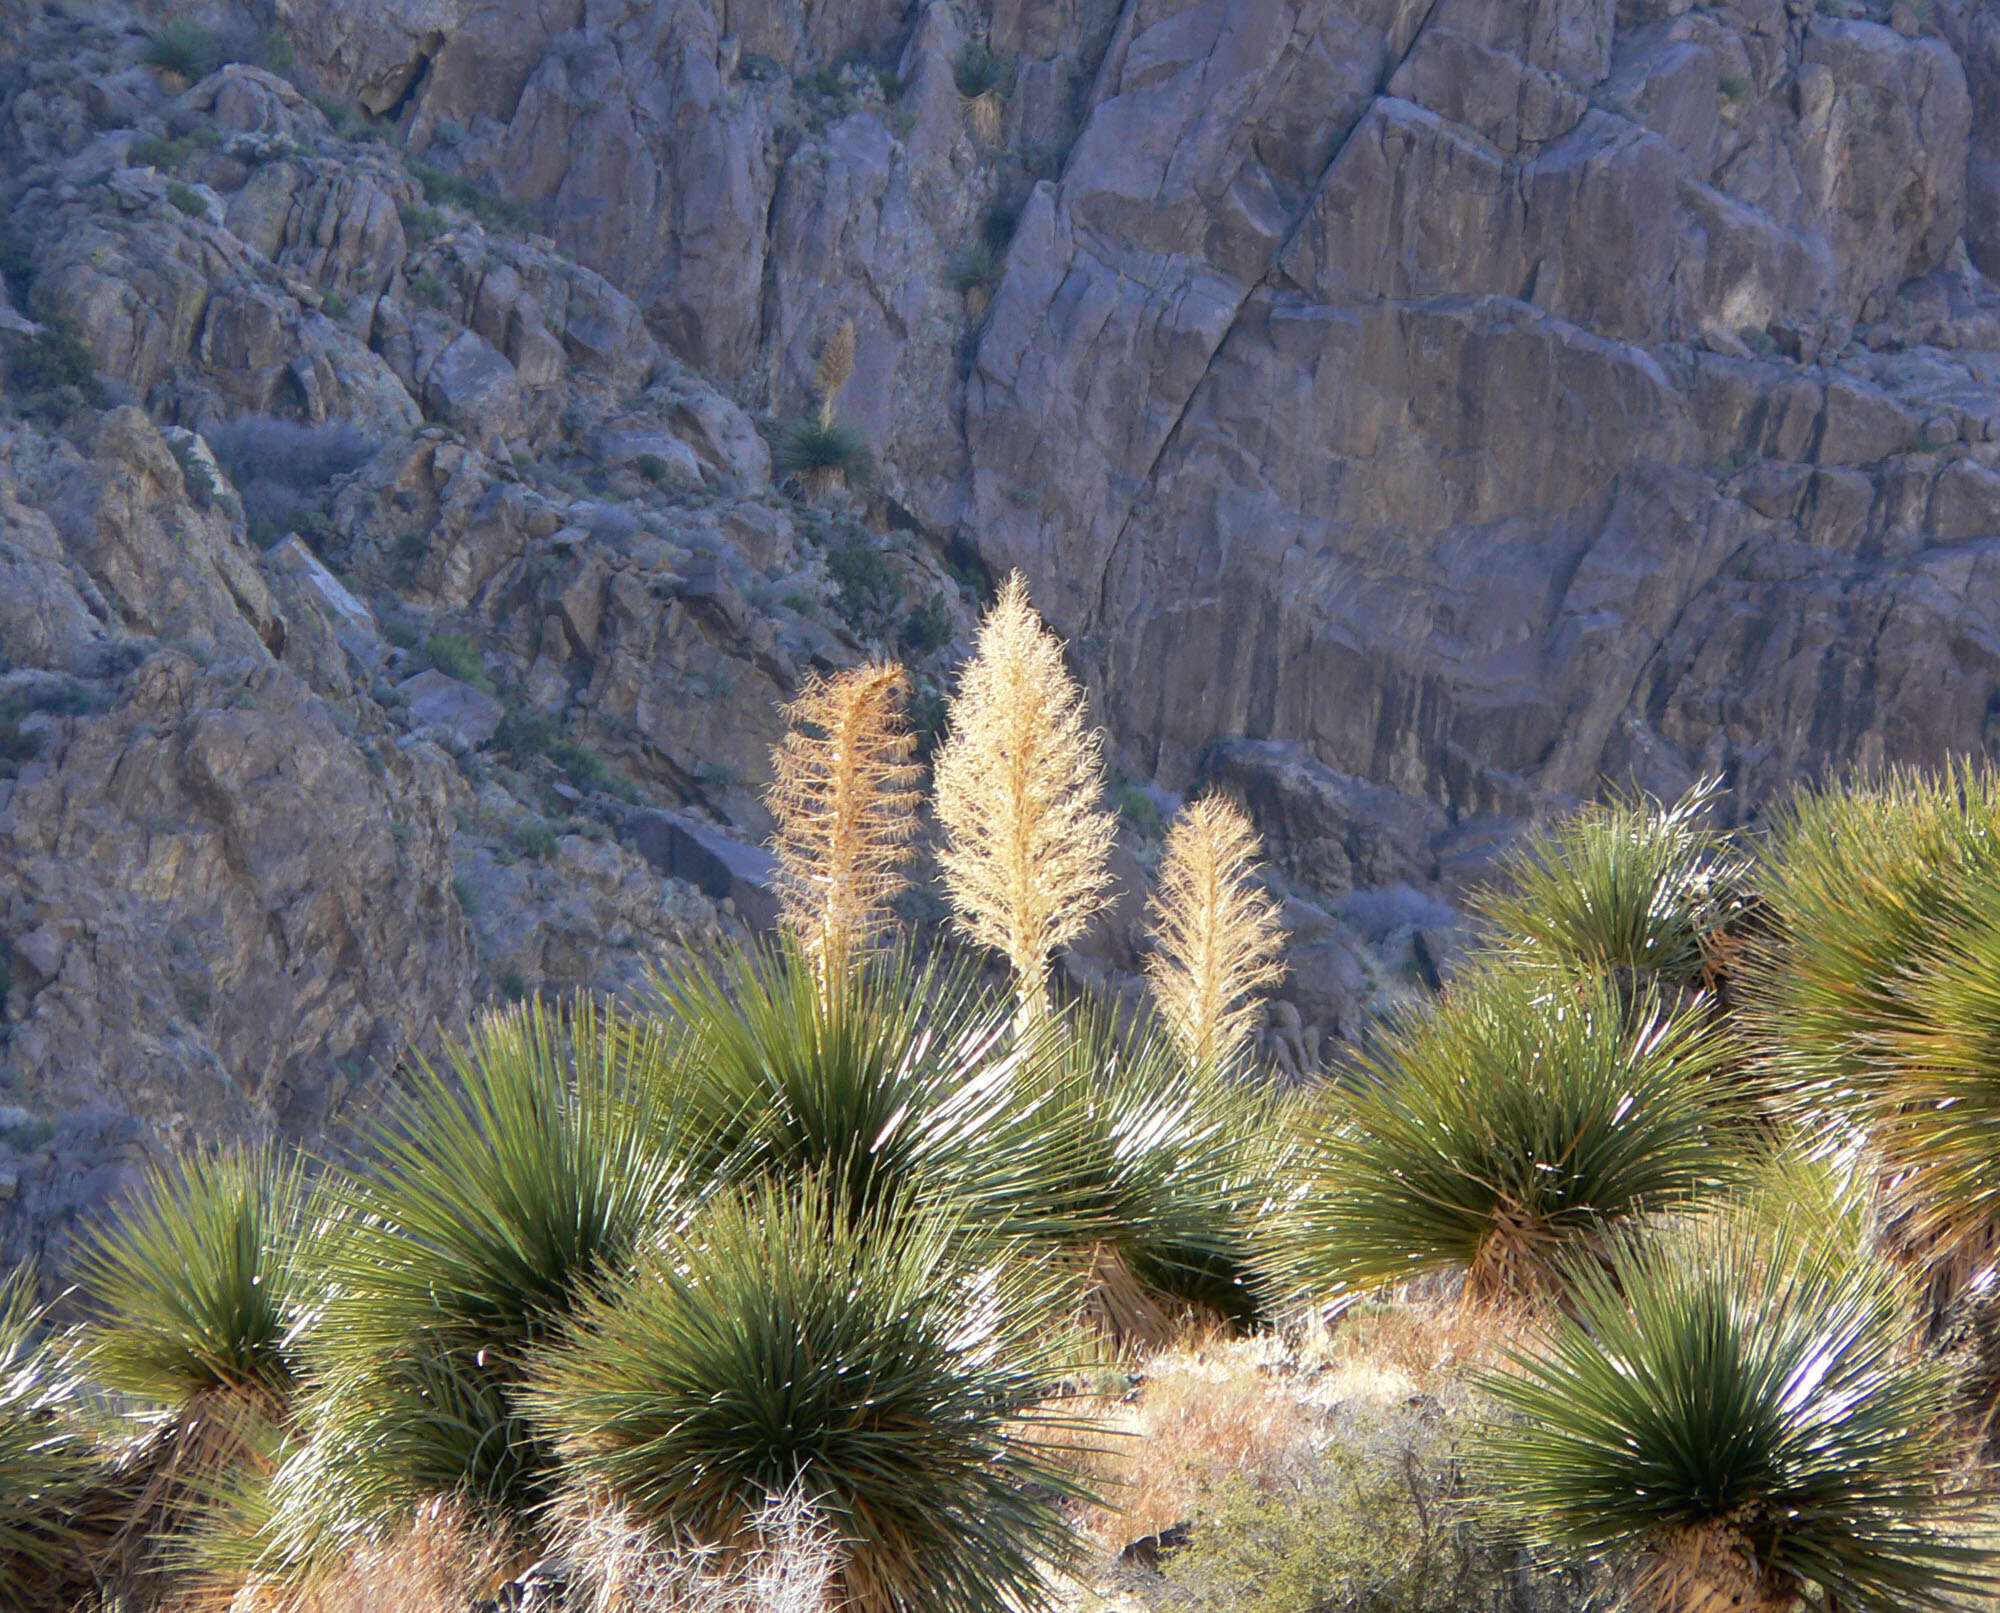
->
<box><xmin>961</xmin><ymin>0</ymin><xmax>2000</xmax><ymax>854</ymax></box>
<box><xmin>0</xmin><ymin>410</ymin><xmax>471</xmax><ymax>1265</ymax></box>
<box><xmin>275</xmin><ymin>0</ymin><xmax>1999</xmax><ymax>855</ymax></box>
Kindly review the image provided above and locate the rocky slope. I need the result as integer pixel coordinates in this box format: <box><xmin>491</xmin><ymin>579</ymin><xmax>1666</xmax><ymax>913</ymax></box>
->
<box><xmin>2</xmin><ymin>0</ymin><xmax>1998</xmax><ymax>1259</ymax></box>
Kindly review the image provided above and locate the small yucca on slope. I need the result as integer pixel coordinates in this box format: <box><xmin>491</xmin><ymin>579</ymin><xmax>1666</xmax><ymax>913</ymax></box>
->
<box><xmin>933</xmin><ymin>572</ymin><xmax>1115</xmax><ymax>1022</ymax></box>
<box><xmin>1147</xmin><ymin>794</ymin><xmax>1285</xmax><ymax>1072</ymax></box>
<box><xmin>767</xmin><ymin>662</ymin><xmax>922</xmax><ymax>985</ymax></box>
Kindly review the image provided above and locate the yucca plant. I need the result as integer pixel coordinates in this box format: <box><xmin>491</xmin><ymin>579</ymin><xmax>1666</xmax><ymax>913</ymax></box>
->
<box><xmin>953</xmin><ymin>42</ymin><xmax>1010</xmax><ymax>142</ymax></box>
<box><xmin>1742</xmin><ymin>765</ymin><xmax>2000</xmax><ymax>1119</ymax></box>
<box><xmin>1475</xmin><ymin>779</ymin><xmax>1742</xmax><ymax>989</ymax></box>
<box><xmin>69</xmin><ymin>1145</ymin><xmax>323</xmax><ymax>1586</ymax></box>
<box><xmin>259</xmin><ymin>994</ymin><xmax>696</xmax><ymax>1553</ymax></box>
<box><xmin>933</xmin><ymin>571</ymin><xmax>1116</xmax><ymax>1025</ymax></box>
<box><xmin>1862</xmin><ymin>892</ymin><xmax>2000</xmax><ymax>1273</ymax></box>
<box><xmin>1266</xmin><ymin>967</ymin><xmax>1747</xmax><ymax>1307</ymax></box>
<box><xmin>1478</xmin><ymin>1221</ymin><xmax>1992</xmax><ymax>1613</ymax></box>
<box><xmin>74</xmin><ymin>1145</ymin><xmax>317</xmax><ymax>1420</ymax></box>
<box><xmin>522</xmin><ymin>1179</ymin><xmax>1091</xmax><ymax>1613</ymax></box>
<box><xmin>646</xmin><ymin>941</ymin><xmax>1067</xmax><ymax>1226</ymax></box>
<box><xmin>0</xmin><ymin>1272</ymin><xmax>98</xmax><ymax>1609</ymax></box>
<box><xmin>776</xmin><ymin>320</ymin><xmax>867</xmax><ymax>498</ymax></box>
<box><xmin>1036</xmin><ymin>1006</ymin><xmax>1278</xmax><ymax>1341</ymax></box>
<box><xmin>775</xmin><ymin>415</ymin><xmax>872</xmax><ymax>497</ymax></box>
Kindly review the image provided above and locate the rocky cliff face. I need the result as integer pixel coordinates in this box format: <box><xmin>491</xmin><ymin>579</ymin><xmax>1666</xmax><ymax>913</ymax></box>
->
<box><xmin>2</xmin><ymin>0</ymin><xmax>1997</xmax><ymax>1256</ymax></box>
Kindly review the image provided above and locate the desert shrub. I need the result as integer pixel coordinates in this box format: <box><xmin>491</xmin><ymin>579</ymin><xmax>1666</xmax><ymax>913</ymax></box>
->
<box><xmin>410</xmin><ymin>166</ymin><xmax>534</xmax><ymax>233</ymax></box>
<box><xmin>256</xmin><ymin>998</ymin><xmax>698</xmax><ymax>1552</ymax></box>
<box><xmin>549</xmin><ymin>739</ymin><xmax>631</xmax><ymax>799</ymax></box>
<box><xmin>1163</xmin><ymin>1404</ymin><xmax>1522</xmax><ymax>1613</ymax></box>
<box><xmin>0</xmin><ymin>1273</ymin><xmax>97</xmax><ymax>1610</ymax></box>
<box><xmin>1266</xmin><ymin>967</ymin><xmax>1747</xmax><ymax>1307</ymax></box>
<box><xmin>773</xmin><ymin>416</ymin><xmax>871</xmax><ymax>497</ymax></box>
<box><xmin>1847</xmin><ymin>886</ymin><xmax>2000</xmax><ymax>1272</ymax></box>
<box><xmin>980</xmin><ymin>201</ymin><xmax>1019</xmax><ymax>251</ymax></box>
<box><xmin>166</xmin><ymin>182</ymin><xmax>207</xmax><ymax>219</ymax></box>
<box><xmin>0</xmin><ymin>222</ymin><xmax>33</xmax><ymax>304</ymax></box>
<box><xmin>899</xmin><ymin>592</ymin><xmax>954</xmax><ymax>655</ymax></box>
<box><xmin>522</xmin><ymin>1180</ymin><xmax>1088</xmax><ymax>1613</ymax></box>
<box><xmin>399</xmin><ymin>204</ymin><xmax>445</xmax><ymax>246</ymax></box>
<box><xmin>1114</xmin><ymin>782</ymin><xmax>1164</xmax><ymax>839</ymax></box>
<box><xmin>203</xmin><ymin>416</ymin><xmax>374</xmax><ymax>550</ymax></box>
<box><xmin>1475</xmin><ymin>778</ymin><xmax>1743</xmax><ymax>989</ymax></box>
<box><xmin>952</xmin><ymin>42</ymin><xmax>1011</xmax><ymax>98</ymax></box>
<box><xmin>0</xmin><ymin>714</ymin><xmax>39</xmax><ymax>777</ymax></box>
<box><xmin>1038</xmin><ymin>1007</ymin><xmax>1278</xmax><ymax>1340</ymax></box>
<box><xmin>142</xmin><ymin>20</ymin><xmax>293</xmax><ymax>81</ymax></box>
<box><xmin>826</xmin><ymin>535</ymin><xmax>898</xmax><ymax>632</ymax></box>
<box><xmin>1479</xmin><ymin>1220</ymin><xmax>1990</xmax><ymax>1613</ymax></box>
<box><xmin>130</xmin><ymin>133</ymin><xmax>193</xmax><ymax>170</ymax></box>
<box><xmin>632</xmin><ymin>452</ymin><xmax>668</xmax><ymax>483</ymax></box>
<box><xmin>407</xmin><ymin>270</ymin><xmax>450</xmax><ymax>310</ymax></box>
<box><xmin>947</xmin><ymin>241</ymin><xmax>998</xmax><ymax>296</ymax></box>
<box><xmin>143</xmin><ymin>20</ymin><xmax>220</xmax><ymax>78</ymax></box>
<box><xmin>494</xmin><ymin>709</ymin><xmax>632</xmax><ymax>799</ymax></box>
<box><xmin>512</xmin><ymin>821</ymin><xmax>558</xmax><ymax>860</ymax></box>
<box><xmin>418</xmin><ymin>631</ymin><xmax>489</xmax><ymax>690</ymax></box>
<box><xmin>4</xmin><ymin>315</ymin><xmax>102</xmax><ymax>401</ymax></box>
<box><xmin>0</xmin><ymin>683</ymin><xmax>99</xmax><ymax>777</ymax></box>
<box><xmin>72</xmin><ymin>1149</ymin><xmax>324</xmax><ymax>1585</ymax></box>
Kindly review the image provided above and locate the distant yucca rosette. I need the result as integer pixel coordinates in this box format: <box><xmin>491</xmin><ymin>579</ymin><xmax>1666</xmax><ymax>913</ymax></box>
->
<box><xmin>933</xmin><ymin>572</ymin><xmax>1115</xmax><ymax>1023</ymax></box>
<box><xmin>1147</xmin><ymin>794</ymin><xmax>1285</xmax><ymax>1071</ymax></box>
<box><xmin>766</xmin><ymin>662</ymin><xmax>922</xmax><ymax>984</ymax></box>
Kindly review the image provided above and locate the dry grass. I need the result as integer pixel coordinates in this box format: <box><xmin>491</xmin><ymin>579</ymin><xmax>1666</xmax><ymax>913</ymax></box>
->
<box><xmin>1066</xmin><ymin>1300</ymin><xmax>1512</xmax><ymax>1553</ymax></box>
<box><xmin>207</xmin><ymin>1498</ymin><xmax>523</xmax><ymax>1613</ymax></box>
<box><xmin>187</xmin><ymin>1492</ymin><xmax>834</xmax><ymax>1613</ymax></box>
<box><xmin>560</xmin><ymin>1487</ymin><xmax>836</xmax><ymax>1613</ymax></box>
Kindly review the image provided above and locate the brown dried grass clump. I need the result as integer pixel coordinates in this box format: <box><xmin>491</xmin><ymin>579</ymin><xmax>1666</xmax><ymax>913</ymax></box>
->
<box><xmin>205</xmin><ymin>1498</ymin><xmax>521</xmax><ymax>1613</ymax></box>
<box><xmin>1067</xmin><ymin>1305</ymin><xmax>1506</xmax><ymax>1553</ymax></box>
<box><xmin>932</xmin><ymin>571</ymin><xmax>1115</xmax><ymax>1023</ymax></box>
<box><xmin>767</xmin><ymin>662</ymin><xmax>921</xmax><ymax>985</ymax></box>
<box><xmin>1147</xmin><ymin>794</ymin><xmax>1285</xmax><ymax>1071</ymax></box>
<box><xmin>560</xmin><ymin>1487</ymin><xmax>836</xmax><ymax>1613</ymax></box>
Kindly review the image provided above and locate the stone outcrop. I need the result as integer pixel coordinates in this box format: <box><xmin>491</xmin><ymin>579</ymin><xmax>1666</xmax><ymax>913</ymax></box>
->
<box><xmin>970</xmin><ymin>0</ymin><xmax>2000</xmax><ymax>848</ymax></box>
